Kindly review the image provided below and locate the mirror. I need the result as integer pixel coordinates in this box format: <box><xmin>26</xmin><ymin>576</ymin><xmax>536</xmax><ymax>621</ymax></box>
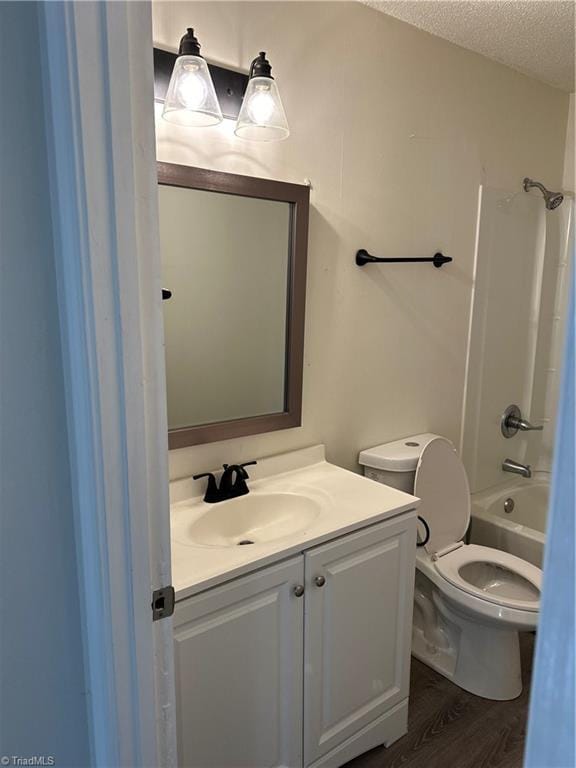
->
<box><xmin>158</xmin><ymin>163</ymin><xmax>309</xmax><ymax>448</ymax></box>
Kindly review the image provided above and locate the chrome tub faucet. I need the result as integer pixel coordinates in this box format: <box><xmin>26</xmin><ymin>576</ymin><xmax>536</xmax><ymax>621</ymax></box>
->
<box><xmin>502</xmin><ymin>458</ymin><xmax>532</xmax><ymax>479</ymax></box>
<box><xmin>501</xmin><ymin>404</ymin><xmax>543</xmax><ymax>438</ymax></box>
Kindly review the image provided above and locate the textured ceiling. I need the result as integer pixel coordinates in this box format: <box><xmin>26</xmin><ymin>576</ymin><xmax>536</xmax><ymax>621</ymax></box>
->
<box><xmin>365</xmin><ymin>1</ymin><xmax>575</xmax><ymax>92</ymax></box>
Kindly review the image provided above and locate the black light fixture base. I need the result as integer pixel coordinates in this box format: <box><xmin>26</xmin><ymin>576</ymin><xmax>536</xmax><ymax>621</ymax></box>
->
<box><xmin>355</xmin><ymin>249</ymin><xmax>452</xmax><ymax>268</ymax></box>
<box><xmin>249</xmin><ymin>51</ymin><xmax>273</xmax><ymax>79</ymax></box>
<box><xmin>178</xmin><ymin>28</ymin><xmax>201</xmax><ymax>56</ymax></box>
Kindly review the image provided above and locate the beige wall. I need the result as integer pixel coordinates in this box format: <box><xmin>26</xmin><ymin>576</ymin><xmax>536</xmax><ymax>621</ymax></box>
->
<box><xmin>153</xmin><ymin>1</ymin><xmax>569</xmax><ymax>480</ymax></box>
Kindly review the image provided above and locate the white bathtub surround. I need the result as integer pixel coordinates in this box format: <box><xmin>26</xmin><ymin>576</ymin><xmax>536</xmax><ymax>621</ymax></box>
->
<box><xmin>535</xmin><ymin>200</ymin><xmax>574</xmax><ymax>473</ymax></box>
<box><xmin>360</xmin><ymin>434</ymin><xmax>542</xmax><ymax>700</ymax></box>
<box><xmin>463</xmin><ymin>188</ymin><xmax>547</xmax><ymax>489</ymax></box>
<box><xmin>470</xmin><ymin>474</ymin><xmax>549</xmax><ymax>567</ymax></box>
<box><xmin>170</xmin><ymin>444</ymin><xmax>419</xmax><ymax>600</ymax></box>
<box><xmin>462</xmin><ymin>182</ymin><xmax>573</xmax><ymax>490</ymax></box>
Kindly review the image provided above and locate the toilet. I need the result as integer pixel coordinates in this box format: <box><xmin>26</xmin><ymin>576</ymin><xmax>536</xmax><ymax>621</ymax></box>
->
<box><xmin>359</xmin><ymin>433</ymin><xmax>541</xmax><ymax>701</ymax></box>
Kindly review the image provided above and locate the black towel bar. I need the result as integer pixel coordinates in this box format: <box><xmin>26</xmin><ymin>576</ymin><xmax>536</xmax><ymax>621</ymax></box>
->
<box><xmin>355</xmin><ymin>249</ymin><xmax>452</xmax><ymax>268</ymax></box>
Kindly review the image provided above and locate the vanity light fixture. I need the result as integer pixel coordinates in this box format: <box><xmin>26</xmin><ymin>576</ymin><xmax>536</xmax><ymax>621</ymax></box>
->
<box><xmin>162</xmin><ymin>28</ymin><xmax>223</xmax><ymax>127</ymax></box>
<box><xmin>235</xmin><ymin>52</ymin><xmax>290</xmax><ymax>141</ymax></box>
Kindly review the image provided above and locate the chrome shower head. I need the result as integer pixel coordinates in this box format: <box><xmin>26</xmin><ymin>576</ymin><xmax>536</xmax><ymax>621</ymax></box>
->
<box><xmin>523</xmin><ymin>177</ymin><xmax>564</xmax><ymax>210</ymax></box>
<box><xmin>546</xmin><ymin>190</ymin><xmax>564</xmax><ymax>210</ymax></box>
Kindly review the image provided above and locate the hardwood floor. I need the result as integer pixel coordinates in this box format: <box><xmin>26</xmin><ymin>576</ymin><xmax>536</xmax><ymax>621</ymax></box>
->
<box><xmin>345</xmin><ymin>633</ymin><xmax>535</xmax><ymax>768</ymax></box>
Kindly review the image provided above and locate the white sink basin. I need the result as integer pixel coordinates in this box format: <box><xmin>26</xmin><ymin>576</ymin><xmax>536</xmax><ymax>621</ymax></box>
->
<box><xmin>175</xmin><ymin>492</ymin><xmax>321</xmax><ymax>548</ymax></box>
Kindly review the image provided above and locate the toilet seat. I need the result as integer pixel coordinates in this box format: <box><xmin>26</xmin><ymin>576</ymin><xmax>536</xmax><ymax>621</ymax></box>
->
<box><xmin>414</xmin><ymin>437</ymin><xmax>471</xmax><ymax>556</ymax></box>
<box><xmin>434</xmin><ymin>543</ymin><xmax>541</xmax><ymax>612</ymax></box>
<box><xmin>414</xmin><ymin>437</ymin><xmax>540</xmax><ymax>613</ymax></box>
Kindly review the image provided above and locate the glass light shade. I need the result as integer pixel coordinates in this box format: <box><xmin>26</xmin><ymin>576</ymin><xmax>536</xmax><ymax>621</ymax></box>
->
<box><xmin>162</xmin><ymin>55</ymin><xmax>223</xmax><ymax>127</ymax></box>
<box><xmin>234</xmin><ymin>77</ymin><xmax>289</xmax><ymax>141</ymax></box>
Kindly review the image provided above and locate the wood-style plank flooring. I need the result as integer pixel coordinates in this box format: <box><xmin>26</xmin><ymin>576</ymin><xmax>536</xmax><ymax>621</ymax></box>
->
<box><xmin>344</xmin><ymin>633</ymin><xmax>535</xmax><ymax>768</ymax></box>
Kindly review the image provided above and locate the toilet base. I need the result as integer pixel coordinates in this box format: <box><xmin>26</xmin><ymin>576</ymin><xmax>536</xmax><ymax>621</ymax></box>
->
<box><xmin>412</xmin><ymin>577</ymin><xmax>524</xmax><ymax>700</ymax></box>
<box><xmin>412</xmin><ymin>626</ymin><xmax>522</xmax><ymax>701</ymax></box>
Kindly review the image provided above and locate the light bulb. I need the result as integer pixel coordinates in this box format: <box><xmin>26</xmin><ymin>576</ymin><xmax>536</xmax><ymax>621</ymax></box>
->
<box><xmin>246</xmin><ymin>85</ymin><xmax>275</xmax><ymax>124</ymax></box>
<box><xmin>177</xmin><ymin>65</ymin><xmax>208</xmax><ymax>109</ymax></box>
<box><xmin>162</xmin><ymin>53</ymin><xmax>223</xmax><ymax>127</ymax></box>
<box><xmin>235</xmin><ymin>75</ymin><xmax>290</xmax><ymax>141</ymax></box>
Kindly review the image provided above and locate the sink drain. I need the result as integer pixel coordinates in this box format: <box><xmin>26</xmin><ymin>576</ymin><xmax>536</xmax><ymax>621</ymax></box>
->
<box><xmin>237</xmin><ymin>539</ymin><xmax>255</xmax><ymax>546</ymax></box>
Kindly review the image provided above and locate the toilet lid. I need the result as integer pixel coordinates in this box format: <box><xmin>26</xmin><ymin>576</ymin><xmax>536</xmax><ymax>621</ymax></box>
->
<box><xmin>414</xmin><ymin>437</ymin><xmax>470</xmax><ymax>555</ymax></box>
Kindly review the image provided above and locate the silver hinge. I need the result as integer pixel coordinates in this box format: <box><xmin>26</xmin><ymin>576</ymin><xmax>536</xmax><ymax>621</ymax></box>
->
<box><xmin>431</xmin><ymin>541</ymin><xmax>464</xmax><ymax>561</ymax></box>
<box><xmin>151</xmin><ymin>586</ymin><xmax>175</xmax><ymax>621</ymax></box>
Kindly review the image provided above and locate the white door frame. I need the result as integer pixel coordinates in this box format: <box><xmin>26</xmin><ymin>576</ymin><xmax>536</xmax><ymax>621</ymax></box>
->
<box><xmin>39</xmin><ymin>2</ymin><xmax>176</xmax><ymax>765</ymax></box>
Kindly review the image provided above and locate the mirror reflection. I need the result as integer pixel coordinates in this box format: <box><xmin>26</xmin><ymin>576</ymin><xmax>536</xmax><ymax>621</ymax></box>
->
<box><xmin>159</xmin><ymin>184</ymin><xmax>291</xmax><ymax>430</ymax></box>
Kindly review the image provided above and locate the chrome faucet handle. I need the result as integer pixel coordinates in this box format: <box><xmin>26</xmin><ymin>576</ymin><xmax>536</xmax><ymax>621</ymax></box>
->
<box><xmin>501</xmin><ymin>404</ymin><xmax>543</xmax><ymax>438</ymax></box>
<box><xmin>514</xmin><ymin>417</ymin><xmax>543</xmax><ymax>432</ymax></box>
<box><xmin>502</xmin><ymin>458</ymin><xmax>532</xmax><ymax>479</ymax></box>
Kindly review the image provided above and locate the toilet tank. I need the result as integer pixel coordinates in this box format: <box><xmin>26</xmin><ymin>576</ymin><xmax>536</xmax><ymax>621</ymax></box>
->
<box><xmin>359</xmin><ymin>434</ymin><xmax>439</xmax><ymax>493</ymax></box>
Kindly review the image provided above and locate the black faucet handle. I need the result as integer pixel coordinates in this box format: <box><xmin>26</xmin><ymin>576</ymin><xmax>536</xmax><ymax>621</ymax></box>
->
<box><xmin>192</xmin><ymin>472</ymin><xmax>220</xmax><ymax>503</ymax></box>
<box><xmin>222</xmin><ymin>460</ymin><xmax>257</xmax><ymax>479</ymax></box>
<box><xmin>193</xmin><ymin>471</ymin><xmax>215</xmax><ymax>481</ymax></box>
<box><xmin>239</xmin><ymin>460</ymin><xmax>257</xmax><ymax>477</ymax></box>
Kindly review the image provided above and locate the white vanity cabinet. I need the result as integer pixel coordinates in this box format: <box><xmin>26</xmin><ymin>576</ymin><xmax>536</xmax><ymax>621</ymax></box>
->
<box><xmin>303</xmin><ymin>514</ymin><xmax>415</xmax><ymax>767</ymax></box>
<box><xmin>174</xmin><ymin>557</ymin><xmax>305</xmax><ymax>768</ymax></box>
<box><xmin>173</xmin><ymin>513</ymin><xmax>416</xmax><ymax>768</ymax></box>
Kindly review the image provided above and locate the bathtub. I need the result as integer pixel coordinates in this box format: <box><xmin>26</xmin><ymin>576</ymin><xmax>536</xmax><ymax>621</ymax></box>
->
<box><xmin>469</xmin><ymin>474</ymin><xmax>549</xmax><ymax>567</ymax></box>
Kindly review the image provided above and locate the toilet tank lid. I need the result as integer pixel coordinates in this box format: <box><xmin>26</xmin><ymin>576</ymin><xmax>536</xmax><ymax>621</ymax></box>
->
<box><xmin>358</xmin><ymin>433</ymin><xmax>440</xmax><ymax>471</ymax></box>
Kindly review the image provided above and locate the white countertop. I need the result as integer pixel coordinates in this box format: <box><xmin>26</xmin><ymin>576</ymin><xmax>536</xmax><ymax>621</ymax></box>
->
<box><xmin>170</xmin><ymin>445</ymin><xmax>420</xmax><ymax>601</ymax></box>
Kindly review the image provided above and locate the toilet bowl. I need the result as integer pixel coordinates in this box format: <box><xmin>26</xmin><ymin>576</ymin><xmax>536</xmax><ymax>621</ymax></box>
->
<box><xmin>359</xmin><ymin>434</ymin><xmax>541</xmax><ymax>701</ymax></box>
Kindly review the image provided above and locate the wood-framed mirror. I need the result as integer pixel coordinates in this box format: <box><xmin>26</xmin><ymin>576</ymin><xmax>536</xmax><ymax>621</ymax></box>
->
<box><xmin>157</xmin><ymin>163</ymin><xmax>309</xmax><ymax>449</ymax></box>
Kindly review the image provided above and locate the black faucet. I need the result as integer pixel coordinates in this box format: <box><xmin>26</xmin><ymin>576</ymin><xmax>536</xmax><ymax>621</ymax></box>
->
<box><xmin>193</xmin><ymin>461</ymin><xmax>257</xmax><ymax>504</ymax></box>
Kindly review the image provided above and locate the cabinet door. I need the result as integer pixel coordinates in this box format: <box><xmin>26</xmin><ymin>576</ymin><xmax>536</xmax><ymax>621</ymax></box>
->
<box><xmin>304</xmin><ymin>515</ymin><xmax>416</xmax><ymax>765</ymax></box>
<box><xmin>174</xmin><ymin>557</ymin><xmax>304</xmax><ymax>768</ymax></box>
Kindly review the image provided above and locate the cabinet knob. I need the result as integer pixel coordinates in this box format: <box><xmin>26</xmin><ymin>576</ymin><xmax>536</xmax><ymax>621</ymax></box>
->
<box><xmin>293</xmin><ymin>584</ymin><xmax>305</xmax><ymax>597</ymax></box>
<box><xmin>314</xmin><ymin>575</ymin><xmax>326</xmax><ymax>588</ymax></box>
